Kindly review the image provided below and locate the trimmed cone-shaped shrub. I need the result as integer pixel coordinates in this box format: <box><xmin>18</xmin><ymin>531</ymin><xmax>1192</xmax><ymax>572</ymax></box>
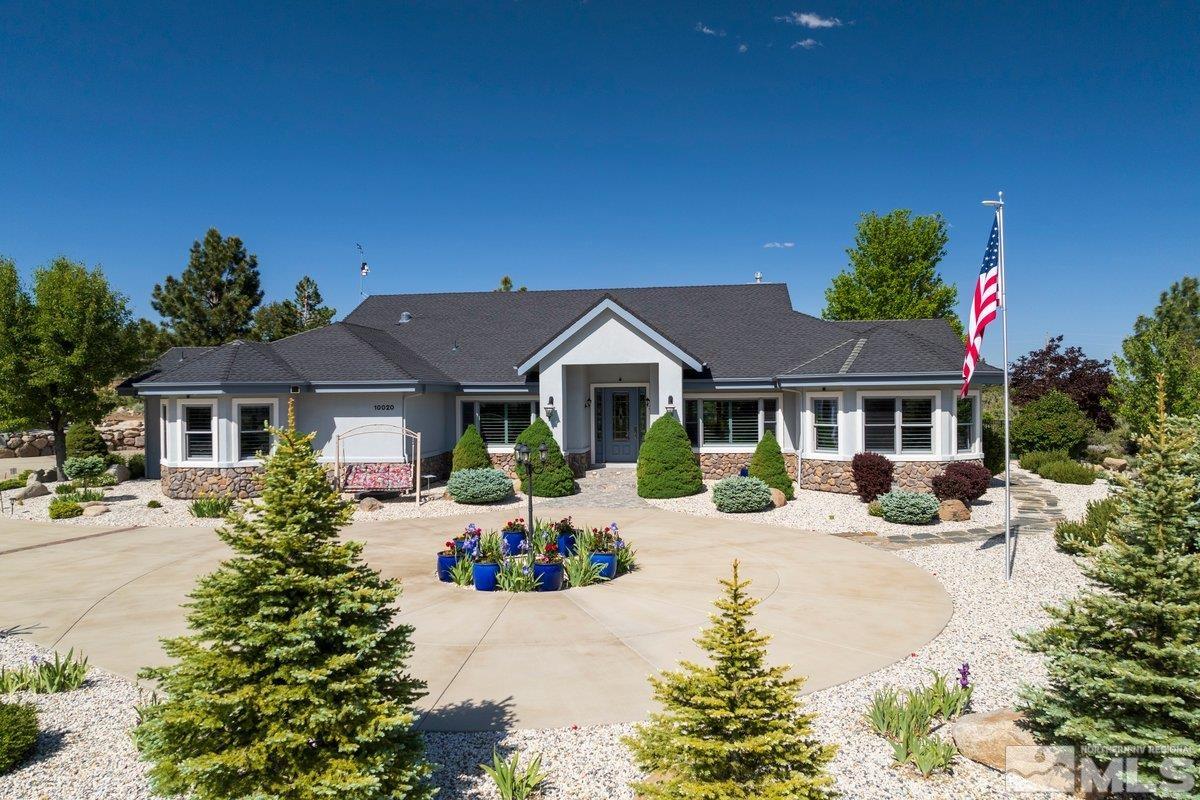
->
<box><xmin>0</xmin><ymin>702</ymin><xmax>38</xmax><ymax>775</ymax></box>
<box><xmin>133</xmin><ymin>399</ymin><xmax>434</xmax><ymax>800</ymax></box>
<box><xmin>851</xmin><ymin>452</ymin><xmax>893</xmax><ymax>502</ymax></box>
<box><xmin>625</xmin><ymin>560</ymin><xmax>836</xmax><ymax>799</ymax></box>
<box><xmin>749</xmin><ymin>430</ymin><xmax>793</xmax><ymax>500</ymax></box>
<box><xmin>637</xmin><ymin>414</ymin><xmax>703</xmax><ymax>499</ymax></box>
<box><xmin>447</xmin><ymin>467</ymin><xmax>513</xmax><ymax>504</ymax></box>
<box><xmin>931</xmin><ymin>461</ymin><xmax>991</xmax><ymax>503</ymax></box>
<box><xmin>1010</xmin><ymin>389</ymin><xmax>1093</xmax><ymax>457</ymax></box>
<box><xmin>1019</xmin><ymin>389</ymin><xmax>1200</xmax><ymax>791</ymax></box>
<box><xmin>451</xmin><ymin>424</ymin><xmax>491</xmax><ymax>472</ymax></box>
<box><xmin>65</xmin><ymin>422</ymin><xmax>108</xmax><ymax>459</ymax></box>
<box><xmin>713</xmin><ymin>476</ymin><xmax>773</xmax><ymax>513</ymax></box>
<box><xmin>514</xmin><ymin>417</ymin><xmax>575</xmax><ymax>497</ymax></box>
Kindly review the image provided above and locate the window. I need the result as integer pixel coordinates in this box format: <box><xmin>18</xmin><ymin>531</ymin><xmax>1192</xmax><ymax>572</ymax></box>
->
<box><xmin>862</xmin><ymin>396</ymin><xmax>935</xmax><ymax>454</ymax></box>
<box><xmin>475</xmin><ymin>402</ymin><xmax>533</xmax><ymax>446</ymax></box>
<box><xmin>160</xmin><ymin>403</ymin><xmax>168</xmax><ymax>461</ymax></box>
<box><xmin>762</xmin><ymin>398</ymin><xmax>777</xmax><ymax>438</ymax></box>
<box><xmin>238</xmin><ymin>404</ymin><xmax>272</xmax><ymax>460</ymax></box>
<box><xmin>683</xmin><ymin>397</ymin><xmax>777</xmax><ymax>447</ymax></box>
<box><xmin>957</xmin><ymin>396</ymin><xmax>977</xmax><ymax>452</ymax></box>
<box><xmin>684</xmin><ymin>400</ymin><xmax>700</xmax><ymax>446</ymax></box>
<box><xmin>183</xmin><ymin>405</ymin><xmax>213</xmax><ymax>461</ymax></box>
<box><xmin>812</xmin><ymin>397</ymin><xmax>839</xmax><ymax>453</ymax></box>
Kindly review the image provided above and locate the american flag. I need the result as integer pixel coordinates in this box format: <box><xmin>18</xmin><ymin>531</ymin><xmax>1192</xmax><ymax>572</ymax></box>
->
<box><xmin>960</xmin><ymin>217</ymin><xmax>1000</xmax><ymax>397</ymax></box>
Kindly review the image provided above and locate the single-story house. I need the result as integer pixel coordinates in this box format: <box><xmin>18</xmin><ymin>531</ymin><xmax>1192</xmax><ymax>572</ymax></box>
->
<box><xmin>121</xmin><ymin>282</ymin><xmax>1001</xmax><ymax>498</ymax></box>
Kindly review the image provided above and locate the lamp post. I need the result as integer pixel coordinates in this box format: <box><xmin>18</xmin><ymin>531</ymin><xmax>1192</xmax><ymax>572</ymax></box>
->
<box><xmin>514</xmin><ymin>441</ymin><xmax>548</xmax><ymax>562</ymax></box>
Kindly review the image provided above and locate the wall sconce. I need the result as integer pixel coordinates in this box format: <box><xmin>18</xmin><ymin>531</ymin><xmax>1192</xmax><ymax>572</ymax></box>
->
<box><xmin>666</xmin><ymin>394</ymin><xmax>675</xmax><ymax>412</ymax></box>
<box><xmin>545</xmin><ymin>396</ymin><xmax>555</xmax><ymax>414</ymax></box>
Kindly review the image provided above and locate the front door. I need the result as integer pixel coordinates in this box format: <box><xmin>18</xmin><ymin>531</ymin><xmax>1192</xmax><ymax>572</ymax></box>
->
<box><xmin>596</xmin><ymin>387</ymin><xmax>645</xmax><ymax>463</ymax></box>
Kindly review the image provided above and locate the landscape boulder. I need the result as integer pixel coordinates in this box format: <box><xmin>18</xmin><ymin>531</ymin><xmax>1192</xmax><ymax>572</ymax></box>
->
<box><xmin>1102</xmin><ymin>457</ymin><xmax>1128</xmax><ymax>472</ymax></box>
<box><xmin>34</xmin><ymin>468</ymin><xmax>58</xmax><ymax>483</ymax></box>
<box><xmin>82</xmin><ymin>505</ymin><xmax>111</xmax><ymax>517</ymax></box>
<box><xmin>106</xmin><ymin>463</ymin><xmax>132</xmax><ymax>484</ymax></box>
<box><xmin>938</xmin><ymin>498</ymin><xmax>971</xmax><ymax>522</ymax></box>
<box><xmin>769</xmin><ymin>488</ymin><xmax>787</xmax><ymax>508</ymax></box>
<box><xmin>951</xmin><ymin>708</ymin><xmax>1036</xmax><ymax>771</ymax></box>
<box><xmin>358</xmin><ymin>496</ymin><xmax>384</xmax><ymax>512</ymax></box>
<box><xmin>11</xmin><ymin>481</ymin><xmax>49</xmax><ymax>500</ymax></box>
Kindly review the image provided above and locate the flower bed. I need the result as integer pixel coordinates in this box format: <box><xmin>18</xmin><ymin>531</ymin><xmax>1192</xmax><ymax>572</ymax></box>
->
<box><xmin>436</xmin><ymin>517</ymin><xmax>636</xmax><ymax>592</ymax></box>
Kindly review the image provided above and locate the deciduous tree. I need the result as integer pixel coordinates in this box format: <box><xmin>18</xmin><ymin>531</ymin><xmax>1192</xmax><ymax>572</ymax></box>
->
<box><xmin>1010</xmin><ymin>336</ymin><xmax>1113</xmax><ymax>429</ymax></box>
<box><xmin>823</xmin><ymin>209</ymin><xmax>961</xmax><ymax>336</ymax></box>
<box><xmin>152</xmin><ymin>228</ymin><xmax>263</xmax><ymax>346</ymax></box>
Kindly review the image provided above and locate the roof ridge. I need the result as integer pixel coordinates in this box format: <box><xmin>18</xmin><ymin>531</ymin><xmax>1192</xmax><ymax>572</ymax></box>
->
<box><xmin>340</xmin><ymin>321</ymin><xmax>452</xmax><ymax>382</ymax></box>
<box><xmin>782</xmin><ymin>338</ymin><xmax>856</xmax><ymax>374</ymax></box>
<box><xmin>356</xmin><ymin>282</ymin><xmax>788</xmax><ymax>301</ymax></box>
<box><xmin>838</xmin><ymin>338</ymin><xmax>868</xmax><ymax>373</ymax></box>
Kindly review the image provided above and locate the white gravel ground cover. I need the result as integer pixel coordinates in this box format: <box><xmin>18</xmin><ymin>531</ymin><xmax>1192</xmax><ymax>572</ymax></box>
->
<box><xmin>5</xmin><ymin>478</ymin><xmax>524</xmax><ymax>529</ymax></box>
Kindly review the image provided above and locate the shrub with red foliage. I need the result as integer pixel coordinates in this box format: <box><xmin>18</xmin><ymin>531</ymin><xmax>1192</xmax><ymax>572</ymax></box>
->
<box><xmin>931</xmin><ymin>461</ymin><xmax>992</xmax><ymax>504</ymax></box>
<box><xmin>851</xmin><ymin>452</ymin><xmax>894</xmax><ymax>502</ymax></box>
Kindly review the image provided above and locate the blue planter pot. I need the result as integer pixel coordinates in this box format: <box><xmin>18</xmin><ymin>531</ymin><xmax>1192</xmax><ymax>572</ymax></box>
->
<box><xmin>436</xmin><ymin>553</ymin><xmax>458</xmax><ymax>582</ymax></box>
<box><xmin>473</xmin><ymin>562</ymin><xmax>500</xmax><ymax>591</ymax></box>
<box><xmin>453</xmin><ymin>538</ymin><xmax>468</xmax><ymax>554</ymax></box>
<box><xmin>590</xmin><ymin>552</ymin><xmax>617</xmax><ymax>580</ymax></box>
<box><xmin>555</xmin><ymin>532</ymin><xmax>576</xmax><ymax>557</ymax></box>
<box><xmin>502</xmin><ymin>531</ymin><xmax>527</xmax><ymax>557</ymax></box>
<box><xmin>533</xmin><ymin>561</ymin><xmax>564</xmax><ymax>592</ymax></box>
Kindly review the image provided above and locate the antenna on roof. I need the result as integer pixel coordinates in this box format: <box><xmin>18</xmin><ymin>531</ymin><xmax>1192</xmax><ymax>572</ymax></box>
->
<box><xmin>356</xmin><ymin>243</ymin><xmax>370</xmax><ymax>296</ymax></box>
<box><xmin>754</xmin><ymin>271</ymin><xmax>763</xmax><ymax>284</ymax></box>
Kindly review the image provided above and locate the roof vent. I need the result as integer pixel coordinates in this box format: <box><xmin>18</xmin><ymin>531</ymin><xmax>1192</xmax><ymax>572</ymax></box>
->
<box><xmin>754</xmin><ymin>271</ymin><xmax>763</xmax><ymax>284</ymax></box>
<box><xmin>397</xmin><ymin>311</ymin><xmax>413</xmax><ymax>324</ymax></box>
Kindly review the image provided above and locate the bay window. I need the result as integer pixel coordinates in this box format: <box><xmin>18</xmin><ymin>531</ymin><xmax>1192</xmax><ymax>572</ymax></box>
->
<box><xmin>182</xmin><ymin>404</ymin><xmax>214</xmax><ymax>461</ymax></box>
<box><xmin>957</xmin><ymin>396</ymin><xmax>977</xmax><ymax>452</ymax></box>
<box><xmin>862</xmin><ymin>396</ymin><xmax>935</xmax><ymax>455</ymax></box>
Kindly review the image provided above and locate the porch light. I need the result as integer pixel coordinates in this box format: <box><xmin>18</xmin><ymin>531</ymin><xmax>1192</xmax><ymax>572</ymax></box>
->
<box><xmin>666</xmin><ymin>395</ymin><xmax>675</xmax><ymax>410</ymax></box>
<box><xmin>514</xmin><ymin>442</ymin><xmax>549</xmax><ymax>547</ymax></box>
<box><xmin>545</xmin><ymin>396</ymin><xmax>555</xmax><ymax>412</ymax></box>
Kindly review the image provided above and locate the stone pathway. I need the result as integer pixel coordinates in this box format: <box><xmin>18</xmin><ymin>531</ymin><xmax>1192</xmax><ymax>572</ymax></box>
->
<box><xmin>535</xmin><ymin>465</ymin><xmax>647</xmax><ymax>510</ymax></box>
<box><xmin>833</xmin><ymin>469</ymin><xmax>1064</xmax><ymax>551</ymax></box>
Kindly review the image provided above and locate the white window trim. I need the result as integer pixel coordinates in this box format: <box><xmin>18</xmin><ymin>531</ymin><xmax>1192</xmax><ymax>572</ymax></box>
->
<box><xmin>804</xmin><ymin>390</ymin><xmax>844</xmax><ymax>458</ymax></box>
<box><xmin>231</xmin><ymin>398</ymin><xmax>279</xmax><ymax>466</ymax></box>
<box><xmin>954</xmin><ymin>391</ymin><xmax>983</xmax><ymax>456</ymax></box>
<box><xmin>179</xmin><ymin>399</ymin><xmax>218</xmax><ymax>465</ymax></box>
<box><xmin>857</xmin><ymin>389</ymin><xmax>943</xmax><ymax>459</ymax></box>
<box><xmin>158</xmin><ymin>400</ymin><xmax>169</xmax><ymax>465</ymax></box>
<box><xmin>456</xmin><ymin>395</ymin><xmax>538</xmax><ymax>453</ymax></box>
<box><xmin>682</xmin><ymin>393</ymin><xmax>783</xmax><ymax>453</ymax></box>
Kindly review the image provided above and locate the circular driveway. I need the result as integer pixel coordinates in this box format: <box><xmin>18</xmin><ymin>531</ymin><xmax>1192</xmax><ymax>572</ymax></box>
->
<box><xmin>0</xmin><ymin>506</ymin><xmax>951</xmax><ymax>731</ymax></box>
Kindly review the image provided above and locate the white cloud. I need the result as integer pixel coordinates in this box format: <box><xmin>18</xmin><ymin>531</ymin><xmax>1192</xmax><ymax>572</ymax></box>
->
<box><xmin>695</xmin><ymin>22</ymin><xmax>724</xmax><ymax>36</ymax></box>
<box><xmin>791</xmin><ymin>38</ymin><xmax>820</xmax><ymax>49</ymax></box>
<box><xmin>763</xmin><ymin>242</ymin><xmax>796</xmax><ymax>248</ymax></box>
<box><xmin>737</xmin><ymin>42</ymin><xmax>749</xmax><ymax>53</ymax></box>
<box><xmin>775</xmin><ymin>11</ymin><xmax>843</xmax><ymax>28</ymax></box>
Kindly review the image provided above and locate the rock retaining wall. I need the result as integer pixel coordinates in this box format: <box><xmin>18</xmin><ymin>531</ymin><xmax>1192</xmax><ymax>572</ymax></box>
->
<box><xmin>162</xmin><ymin>465</ymin><xmax>264</xmax><ymax>499</ymax></box>
<box><xmin>696</xmin><ymin>452</ymin><xmax>799</xmax><ymax>480</ymax></box>
<box><xmin>488</xmin><ymin>451</ymin><xmax>589</xmax><ymax>479</ymax></box>
<box><xmin>799</xmin><ymin>457</ymin><xmax>983</xmax><ymax>494</ymax></box>
<box><xmin>1</xmin><ymin>419</ymin><xmax>145</xmax><ymax>459</ymax></box>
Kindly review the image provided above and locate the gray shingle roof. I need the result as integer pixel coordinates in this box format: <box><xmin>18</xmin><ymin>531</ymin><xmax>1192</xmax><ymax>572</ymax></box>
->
<box><xmin>133</xmin><ymin>283</ymin><xmax>1000</xmax><ymax>389</ymax></box>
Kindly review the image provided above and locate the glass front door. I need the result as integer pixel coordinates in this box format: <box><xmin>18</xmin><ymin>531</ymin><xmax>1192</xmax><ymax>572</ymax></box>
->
<box><xmin>597</xmin><ymin>387</ymin><xmax>645</xmax><ymax>463</ymax></box>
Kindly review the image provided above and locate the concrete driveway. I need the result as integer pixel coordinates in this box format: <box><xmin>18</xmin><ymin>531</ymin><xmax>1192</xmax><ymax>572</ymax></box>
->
<box><xmin>0</xmin><ymin>506</ymin><xmax>951</xmax><ymax>731</ymax></box>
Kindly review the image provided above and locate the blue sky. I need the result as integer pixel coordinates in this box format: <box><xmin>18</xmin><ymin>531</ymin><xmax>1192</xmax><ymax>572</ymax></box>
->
<box><xmin>2</xmin><ymin>2</ymin><xmax>1197</xmax><ymax>363</ymax></box>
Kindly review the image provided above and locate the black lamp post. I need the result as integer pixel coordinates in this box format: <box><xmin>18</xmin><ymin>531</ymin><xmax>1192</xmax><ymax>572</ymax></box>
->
<box><xmin>514</xmin><ymin>441</ymin><xmax>548</xmax><ymax>559</ymax></box>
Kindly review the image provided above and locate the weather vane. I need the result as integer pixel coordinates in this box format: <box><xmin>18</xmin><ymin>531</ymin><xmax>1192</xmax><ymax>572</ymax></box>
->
<box><xmin>356</xmin><ymin>243</ymin><xmax>370</xmax><ymax>296</ymax></box>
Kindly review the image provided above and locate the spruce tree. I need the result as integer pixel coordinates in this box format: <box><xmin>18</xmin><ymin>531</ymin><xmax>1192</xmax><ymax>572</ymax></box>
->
<box><xmin>134</xmin><ymin>400</ymin><xmax>433</xmax><ymax>800</ymax></box>
<box><xmin>637</xmin><ymin>414</ymin><xmax>703</xmax><ymax>498</ymax></box>
<box><xmin>625</xmin><ymin>561</ymin><xmax>835</xmax><ymax>800</ymax></box>
<box><xmin>749</xmin><ymin>430</ymin><xmax>794</xmax><ymax>500</ymax></box>
<box><xmin>451</xmin><ymin>424</ymin><xmax>491</xmax><ymax>472</ymax></box>
<box><xmin>1018</xmin><ymin>382</ymin><xmax>1200</xmax><ymax>793</ymax></box>
<box><xmin>514</xmin><ymin>417</ymin><xmax>575</xmax><ymax>496</ymax></box>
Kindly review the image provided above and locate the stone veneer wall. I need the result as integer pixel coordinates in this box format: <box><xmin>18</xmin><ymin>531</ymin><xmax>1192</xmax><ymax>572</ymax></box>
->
<box><xmin>162</xmin><ymin>465</ymin><xmax>265</xmax><ymax>499</ymax></box>
<box><xmin>799</xmin><ymin>457</ymin><xmax>984</xmax><ymax>494</ymax></box>
<box><xmin>696</xmin><ymin>452</ymin><xmax>799</xmax><ymax>481</ymax></box>
<box><xmin>488</xmin><ymin>451</ymin><xmax>588</xmax><ymax>479</ymax></box>
<box><xmin>1</xmin><ymin>419</ymin><xmax>146</xmax><ymax>459</ymax></box>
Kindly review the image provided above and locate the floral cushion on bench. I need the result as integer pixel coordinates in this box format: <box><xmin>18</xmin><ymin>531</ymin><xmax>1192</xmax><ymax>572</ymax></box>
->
<box><xmin>343</xmin><ymin>463</ymin><xmax>413</xmax><ymax>491</ymax></box>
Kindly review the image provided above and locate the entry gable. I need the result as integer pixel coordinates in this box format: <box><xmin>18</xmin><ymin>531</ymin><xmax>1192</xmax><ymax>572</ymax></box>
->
<box><xmin>514</xmin><ymin>295</ymin><xmax>704</xmax><ymax>375</ymax></box>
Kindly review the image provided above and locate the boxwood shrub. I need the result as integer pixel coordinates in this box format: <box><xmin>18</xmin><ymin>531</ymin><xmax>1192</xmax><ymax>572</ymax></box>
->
<box><xmin>0</xmin><ymin>701</ymin><xmax>38</xmax><ymax>775</ymax></box>
<box><xmin>748</xmin><ymin>430</ymin><xmax>793</xmax><ymax>500</ymax></box>
<box><xmin>0</xmin><ymin>471</ymin><xmax>32</xmax><ymax>492</ymax></box>
<box><xmin>447</xmin><ymin>468</ymin><xmax>513</xmax><ymax>504</ymax></box>
<box><xmin>48</xmin><ymin>498</ymin><xmax>83</xmax><ymax>519</ymax></box>
<box><xmin>1036</xmin><ymin>460</ymin><xmax>1096</xmax><ymax>485</ymax></box>
<box><xmin>637</xmin><ymin>414</ymin><xmax>703</xmax><ymax>499</ymax></box>
<box><xmin>712</xmin><ymin>476</ymin><xmax>773</xmax><ymax>513</ymax></box>
<box><xmin>65</xmin><ymin>422</ymin><xmax>108</xmax><ymax>459</ymax></box>
<box><xmin>931</xmin><ymin>462</ymin><xmax>991</xmax><ymax>504</ymax></box>
<box><xmin>126</xmin><ymin>453</ymin><xmax>146</xmax><ymax>480</ymax></box>
<box><xmin>515</xmin><ymin>418</ymin><xmax>576</xmax><ymax>497</ymax></box>
<box><xmin>851</xmin><ymin>452</ymin><xmax>894</xmax><ymax>502</ymax></box>
<box><xmin>1010</xmin><ymin>390</ymin><xmax>1092</xmax><ymax>457</ymax></box>
<box><xmin>451</xmin><ymin>424</ymin><xmax>491</xmax><ymax>472</ymax></box>
<box><xmin>880</xmin><ymin>491</ymin><xmax>939</xmax><ymax>525</ymax></box>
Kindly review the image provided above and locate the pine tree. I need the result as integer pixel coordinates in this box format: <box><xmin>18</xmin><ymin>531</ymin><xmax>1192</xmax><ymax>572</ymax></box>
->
<box><xmin>451</xmin><ymin>423</ymin><xmax>491</xmax><ymax>472</ymax></box>
<box><xmin>749</xmin><ymin>430</ymin><xmax>794</xmax><ymax>500</ymax></box>
<box><xmin>152</xmin><ymin>228</ymin><xmax>264</xmax><ymax>346</ymax></box>
<box><xmin>252</xmin><ymin>276</ymin><xmax>337</xmax><ymax>342</ymax></box>
<box><xmin>1018</xmin><ymin>380</ymin><xmax>1200</xmax><ymax>793</ymax></box>
<box><xmin>134</xmin><ymin>400</ymin><xmax>433</xmax><ymax>800</ymax></box>
<box><xmin>625</xmin><ymin>561</ymin><xmax>835</xmax><ymax>800</ymax></box>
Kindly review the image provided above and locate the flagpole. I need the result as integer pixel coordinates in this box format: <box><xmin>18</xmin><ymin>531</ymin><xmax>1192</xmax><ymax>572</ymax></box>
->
<box><xmin>984</xmin><ymin>191</ymin><xmax>1012</xmax><ymax>580</ymax></box>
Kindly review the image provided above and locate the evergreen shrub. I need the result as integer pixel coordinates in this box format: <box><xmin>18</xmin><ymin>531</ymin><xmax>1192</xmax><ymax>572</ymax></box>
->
<box><xmin>451</xmin><ymin>424</ymin><xmax>491</xmax><ymax>472</ymax></box>
<box><xmin>879</xmin><ymin>491</ymin><xmax>939</xmax><ymax>525</ymax></box>
<box><xmin>1053</xmin><ymin>497</ymin><xmax>1119</xmax><ymax>555</ymax></box>
<box><xmin>981</xmin><ymin>415</ymin><xmax>1006</xmax><ymax>475</ymax></box>
<box><xmin>1036</xmin><ymin>460</ymin><xmax>1097</xmax><ymax>485</ymax></box>
<box><xmin>48</xmin><ymin>498</ymin><xmax>83</xmax><ymax>519</ymax></box>
<box><xmin>1019</xmin><ymin>450</ymin><xmax>1069</xmax><ymax>472</ymax></box>
<box><xmin>748</xmin><ymin>431</ymin><xmax>794</xmax><ymax>500</ymax></box>
<box><xmin>127</xmin><ymin>453</ymin><xmax>146</xmax><ymax>479</ymax></box>
<box><xmin>447</xmin><ymin>468</ymin><xmax>513</xmax><ymax>504</ymax></box>
<box><xmin>65</xmin><ymin>423</ymin><xmax>108</xmax><ymax>459</ymax></box>
<box><xmin>637</xmin><ymin>414</ymin><xmax>702</xmax><ymax>499</ymax></box>
<box><xmin>712</xmin><ymin>476</ymin><xmax>773</xmax><ymax>513</ymax></box>
<box><xmin>514</xmin><ymin>418</ymin><xmax>575</xmax><ymax>497</ymax></box>
<box><xmin>851</xmin><ymin>452</ymin><xmax>894</xmax><ymax>502</ymax></box>
<box><xmin>1010</xmin><ymin>390</ymin><xmax>1092</xmax><ymax>457</ymax></box>
<box><xmin>0</xmin><ymin>702</ymin><xmax>37</xmax><ymax>775</ymax></box>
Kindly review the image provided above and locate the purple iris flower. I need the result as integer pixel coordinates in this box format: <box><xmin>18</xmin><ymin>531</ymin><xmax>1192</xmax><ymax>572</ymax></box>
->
<box><xmin>501</xmin><ymin>540</ymin><xmax>510</xmax><ymax>557</ymax></box>
<box><xmin>958</xmin><ymin>661</ymin><xmax>971</xmax><ymax>689</ymax></box>
<box><xmin>518</xmin><ymin>540</ymin><xmax>529</xmax><ymax>554</ymax></box>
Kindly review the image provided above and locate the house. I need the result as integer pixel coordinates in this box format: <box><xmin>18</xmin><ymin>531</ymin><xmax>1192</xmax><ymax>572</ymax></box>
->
<box><xmin>122</xmin><ymin>283</ymin><xmax>1001</xmax><ymax>498</ymax></box>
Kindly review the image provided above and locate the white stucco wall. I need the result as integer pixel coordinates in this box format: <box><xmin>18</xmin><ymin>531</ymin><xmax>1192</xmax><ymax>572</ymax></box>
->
<box><xmin>535</xmin><ymin>309</ymin><xmax>684</xmax><ymax>452</ymax></box>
